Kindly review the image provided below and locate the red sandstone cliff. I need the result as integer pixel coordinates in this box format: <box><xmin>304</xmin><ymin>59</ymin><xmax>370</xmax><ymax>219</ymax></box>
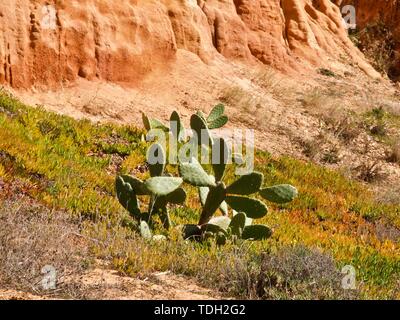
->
<box><xmin>0</xmin><ymin>0</ymin><xmax>380</xmax><ymax>89</ymax></box>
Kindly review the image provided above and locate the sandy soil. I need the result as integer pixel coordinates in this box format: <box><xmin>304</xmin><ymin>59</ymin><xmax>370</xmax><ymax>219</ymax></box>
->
<box><xmin>0</xmin><ymin>268</ymin><xmax>221</xmax><ymax>300</ymax></box>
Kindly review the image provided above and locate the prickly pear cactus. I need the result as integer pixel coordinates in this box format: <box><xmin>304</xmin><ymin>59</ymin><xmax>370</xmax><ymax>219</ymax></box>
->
<box><xmin>144</xmin><ymin>177</ymin><xmax>183</xmax><ymax>196</ymax></box>
<box><xmin>196</xmin><ymin>212</ymin><xmax>272</xmax><ymax>244</ymax></box>
<box><xmin>179</xmin><ymin>157</ymin><xmax>216</xmax><ymax>187</ymax></box>
<box><xmin>207</xmin><ymin>104</ymin><xmax>229</xmax><ymax>130</ymax></box>
<box><xmin>190</xmin><ymin>113</ymin><xmax>212</xmax><ymax>146</ymax></box>
<box><xmin>170</xmin><ymin>111</ymin><xmax>185</xmax><ymax>142</ymax></box>
<box><xmin>141</xmin><ymin>112</ymin><xmax>169</xmax><ymax>132</ymax></box>
<box><xmin>229</xmin><ymin>212</ymin><xmax>246</xmax><ymax>237</ymax></box>
<box><xmin>199</xmin><ymin>183</ymin><xmax>227</xmax><ymax>225</ymax></box>
<box><xmin>147</xmin><ymin>143</ymin><xmax>166</xmax><ymax>177</ymax></box>
<box><xmin>181</xmin><ymin>138</ymin><xmax>268</xmax><ymax>226</ymax></box>
<box><xmin>241</xmin><ymin>224</ymin><xmax>272</xmax><ymax>241</ymax></box>
<box><xmin>226</xmin><ymin>172</ymin><xmax>264</xmax><ymax>195</ymax></box>
<box><xmin>225</xmin><ymin>195</ymin><xmax>268</xmax><ymax>219</ymax></box>
<box><xmin>116</xmin><ymin>142</ymin><xmax>186</xmax><ymax>234</ymax></box>
<box><xmin>212</xmin><ymin>137</ymin><xmax>229</xmax><ymax>182</ymax></box>
<box><xmin>117</xmin><ymin>106</ymin><xmax>297</xmax><ymax>246</ymax></box>
<box><xmin>115</xmin><ymin>176</ymin><xmax>141</xmax><ymax>219</ymax></box>
<box><xmin>260</xmin><ymin>184</ymin><xmax>298</xmax><ymax>204</ymax></box>
<box><xmin>140</xmin><ymin>221</ymin><xmax>153</xmax><ymax>240</ymax></box>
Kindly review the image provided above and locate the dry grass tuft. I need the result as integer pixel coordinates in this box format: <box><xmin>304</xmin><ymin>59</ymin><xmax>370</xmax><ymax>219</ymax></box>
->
<box><xmin>299</xmin><ymin>138</ymin><xmax>321</xmax><ymax>160</ymax></box>
<box><xmin>257</xmin><ymin>246</ymin><xmax>358</xmax><ymax>300</ymax></box>
<box><xmin>386</xmin><ymin>143</ymin><xmax>400</xmax><ymax>164</ymax></box>
<box><xmin>301</xmin><ymin>88</ymin><xmax>327</xmax><ymax>110</ymax></box>
<box><xmin>375</xmin><ymin>187</ymin><xmax>400</xmax><ymax>206</ymax></box>
<box><xmin>0</xmin><ymin>197</ymin><xmax>93</xmax><ymax>298</ymax></box>
<box><xmin>251</xmin><ymin>68</ymin><xmax>282</xmax><ymax>93</ymax></box>
<box><xmin>219</xmin><ymin>86</ymin><xmax>261</xmax><ymax>114</ymax></box>
<box><xmin>353</xmin><ymin>161</ymin><xmax>386</xmax><ymax>183</ymax></box>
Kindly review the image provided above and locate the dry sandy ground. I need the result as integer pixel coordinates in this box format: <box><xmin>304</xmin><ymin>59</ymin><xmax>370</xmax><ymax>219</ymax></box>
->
<box><xmin>0</xmin><ymin>268</ymin><xmax>221</xmax><ymax>300</ymax></box>
<box><xmin>0</xmin><ymin>192</ymin><xmax>222</xmax><ymax>301</ymax></box>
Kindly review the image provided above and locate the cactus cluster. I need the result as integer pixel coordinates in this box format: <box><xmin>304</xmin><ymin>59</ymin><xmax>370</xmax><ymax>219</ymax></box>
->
<box><xmin>116</xmin><ymin>104</ymin><xmax>298</xmax><ymax>243</ymax></box>
<box><xmin>116</xmin><ymin>142</ymin><xmax>186</xmax><ymax>237</ymax></box>
<box><xmin>179</xmin><ymin>137</ymin><xmax>297</xmax><ymax>243</ymax></box>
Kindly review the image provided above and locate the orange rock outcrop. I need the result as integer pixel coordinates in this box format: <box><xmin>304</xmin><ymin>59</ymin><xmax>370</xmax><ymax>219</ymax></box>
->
<box><xmin>0</xmin><ymin>0</ymin><xmax>380</xmax><ymax>89</ymax></box>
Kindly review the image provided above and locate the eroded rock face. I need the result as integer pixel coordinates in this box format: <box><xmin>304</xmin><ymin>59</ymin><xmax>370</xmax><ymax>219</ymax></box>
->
<box><xmin>341</xmin><ymin>0</ymin><xmax>400</xmax><ymax>80</ymax></box>
<box><xmin>0</xmin><ymin>0</ymin><xmax>378</xmax><ymax>89</ymax></box>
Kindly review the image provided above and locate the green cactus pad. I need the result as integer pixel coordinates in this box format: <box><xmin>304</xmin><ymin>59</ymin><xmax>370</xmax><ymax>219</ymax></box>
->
<box><xmin>229</xmin><ymin>212</ymin><xmax>246</xmax><ymax>237</ymax></box>
<box><xmin>199</xmin><ymin>187</ymin><xmax>227</xmax><ymax>215</ymax></box>
<box><xmin>147</xmin><ymin>143</ymin><xmax>166</xmax><ymax>177</ymax></box>
<box><xmin>226</xmin><ymin>172</ymin><xmax>264</xmax><ymax>195</ymax></box>
<box><xmin>201</xmin><ymin>223</ymin><xmax>228</xmax><ymax>236</ymax></box>
<box><xmin>166</xmin><ymin>187</ymin><xmax>187</xmax><ymax>204</ymax></box>
<box><xmin>179</xmin><ymin>158</ymin><xmax>216</xmax><ymax>187</ymax></box>
<box><xmin>216</xmin><ymin>232</ymin><xmax>227</xmax><ymax>245</ymax></box>
<box><xmin>233</xmin><ymin>210</ymin><xmax>253</xmax><ymax>226</ymax></box>
<box><xmin>190</xmin><ymin>114</ymin><xmax>212</xmax><ymax>146</ymax></box>
<box><xmin>140</xmin><ymin>212</ymin><xmax>151</xmax><ymax>223</ymax></box>
<box><xmin>142</xmin><ymin>112</ymin><xmax>151</xmax><ymax>131</ymax></box>
<box><xmin>199</xmin><ymin>183</ymin><xmax>227</xmax><ymax>225</ymax></box>
<box><xmin>141</xmin><ymin>113</ymin><xmax>169</xmax><ymax>132</ymax></box>
<box><xmin>207</xmin><ymin>104</ymin><xmax>225</xmax><ymax>123</ymax></box>
<box><xmin>170</xmin><ymin>111</ymin><xmax>185</xmax><ymax>142</ymax></box>
<box><xmin>208</xmin><ymin>115</ymin><xmax>229</xmax><ymax>130</ymax></box>
<box><xmin>144</xmin><ymin>177</ymin><xmax>183</xmax><ymax>196</ymax></box>
<box><xmin>115</xmin><ymin>176</ymin><xmax>141</xmax><ymax>217</ymax></box>
<box><xmin>150</xmin><ymin>119</ymin><xmax>169</xmax><ymax>132</ymax></box>
<box><xmin>259</xmin><ymin>184</ymin><xmax>298</xmax><ymax>204</ymax></box>
<box><xmin>151</xmin><ymin>196</ymin><xmax>167</xmax><ymax>214</ymax></box>
<box><xmin>212</xmin><ymin>137</ymin><xmax>229</xmax><ymax>182</ymax></box>
<box><xmin>120</xmin><ymin>175</ymin><xmax>150</xmax><ymax>195</ymax></box>
<box><xmin>225</xmin><ymin>195</ymin><xmax>268</xmax><ymax>219</ymax></box>
<box><xmin>140</xmin><ymin>221</ymin><xmax>153</xmax><ymax>240</ymax></box>
<box><xmin>182</xmin><ymin>224</ymin><xmax>202</xmax><ymax>240</ymax></box>
<box><xmin>242</xmin><ymin>225</ymin><xmax>272</xmax><ymax>241</ymax></box>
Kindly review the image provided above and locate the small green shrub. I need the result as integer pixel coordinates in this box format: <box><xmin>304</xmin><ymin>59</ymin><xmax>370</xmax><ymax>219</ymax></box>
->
<box><xmin>318</xmin><ymin>68</ymin><xmax>336</xmax><ymax>78</ymax></box>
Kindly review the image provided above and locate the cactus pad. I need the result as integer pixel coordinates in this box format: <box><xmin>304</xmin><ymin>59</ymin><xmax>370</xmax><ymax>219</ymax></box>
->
<box><xmin>260</xmin><ymin>184</ymin><xmax>298</xmax><ymax>204</ymax></box>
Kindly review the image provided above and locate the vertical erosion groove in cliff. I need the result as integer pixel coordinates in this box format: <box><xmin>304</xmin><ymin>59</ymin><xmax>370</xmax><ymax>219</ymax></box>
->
<box><xmin>0</xmin><ymin>0</ymin><xmax>378</xmax><ymax>89</ymax></box>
